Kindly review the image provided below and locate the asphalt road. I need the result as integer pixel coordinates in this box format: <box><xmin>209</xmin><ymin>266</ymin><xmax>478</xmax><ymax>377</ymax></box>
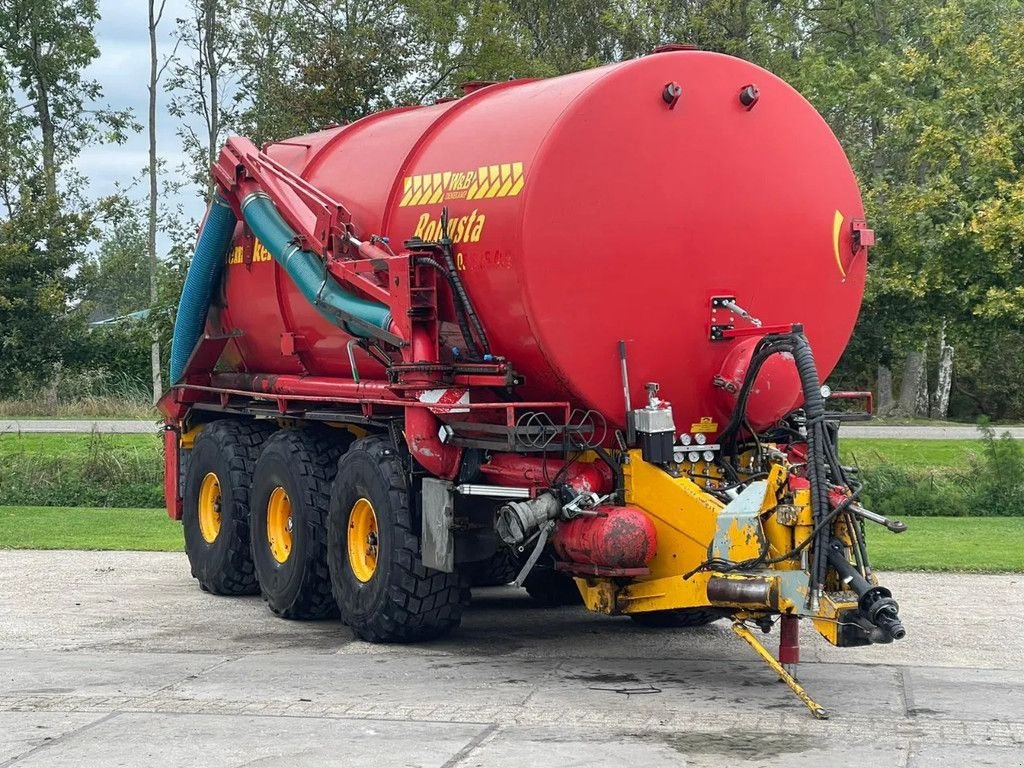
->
<box><xmin>3</xmin><ymin>419</ymin><xmax>1023</xmax><ymax>439</ymax></box>
<box><xmin>0</xmin><ymin>550</ymin><xmax>1021</xmax><ymax>767</ymax></box>
<box><xmin>0</xmin><ymin>419</ymin><xmax>158</xmax><ymax>434</ymax></box>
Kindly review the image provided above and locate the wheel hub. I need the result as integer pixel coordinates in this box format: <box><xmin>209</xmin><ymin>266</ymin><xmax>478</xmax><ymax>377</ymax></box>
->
<box><xmin>198</xmin><ymin>472</ymin><xmax>222</xmax><ymax>544</ymax></box>
<box><xmin>348</xmin><ymin>498</ymin><xmax>380</xmax><ymax>582</ymax></box>
<box><xmin>267</xmin><ymin>486</ymin><xmax>293</xmax><ymax>564</ymax></box>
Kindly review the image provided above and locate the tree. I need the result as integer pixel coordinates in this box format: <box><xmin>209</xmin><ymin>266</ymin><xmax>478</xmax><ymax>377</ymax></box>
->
<box><xmin>231</xmin><ymin>0</ymin><xmax>292</xmax><ymax>143</ymax></box>
<box><xmin>231</xmin><ymin>0</ymin><xmax>421</xmax><ymax>140</ymax></box>
<box><xmin>812</xmin><ymin>1</ymin><xmax>1024</xmax><ymax>417</ymax></box>
<box><xmin>167</xmin><ymin>0</ymin><xmax>238</xmax><ymax>198</ymax></box>
<box><xmin>0</xmin><ymin>0</ymin><xmax>135</xmax><ymax>200</ymax></box>
<box><xmin>405</xmin><ymin>0</ymin><xmax>623</xmax><ymax>99</ymax></box>
<box><xmin>147</xmin><ymin>0</ymin><xmax>179</xmax><ymax>401</ymax></box>
<box><xmin>78</xmin><ymin>208</ymin><xmax>150</xmax><ymax>321</ymax></box>
<box><xmin>0</xmin><ymin>0</ymin><xmax>135</xmax><ymax>396</ymax></box>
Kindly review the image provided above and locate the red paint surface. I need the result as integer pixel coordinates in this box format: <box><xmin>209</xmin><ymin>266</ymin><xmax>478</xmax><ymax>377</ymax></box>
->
<box><xmin>553</xmin><ymin>506</ymin><xmax>657</xmax><ymax>568</ymax></box>
<box><xmin>479</xmin><ymin>455</ymin><xmax>613</xmax><ymax>494</ymax></box>
<box><xmin>216</xmin><ymin>50</ymin><xmax>866</xmax><ymax>436</ymax></box>
<box><xmin>779</xmin><ymin>613</ymin><xmax>800</xmax><ymax>665</ymax></box>
<box><xmin>163</xmin><ymin>428</ymin><xmax>182</xmax><ymax>520</ymax></box>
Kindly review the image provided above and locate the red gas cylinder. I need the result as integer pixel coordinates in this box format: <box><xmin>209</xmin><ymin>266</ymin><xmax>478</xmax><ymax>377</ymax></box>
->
<box><xmin>552</xmin><ymin>506</ymin><xmax>657</xmax><ymax>569</ymax></box>
<box><xmin>218</xmin><ymin>49</ymin><xmax>867</xmax><ymax>437</ymax></box>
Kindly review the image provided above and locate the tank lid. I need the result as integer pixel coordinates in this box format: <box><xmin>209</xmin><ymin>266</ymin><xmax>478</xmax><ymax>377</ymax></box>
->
<box><xmin>460</xmin><ymin>80</ymin><xmax>497</xmax><ymax>95</ymax></box>
<box><xmin>651</xmin><ymin>43</ymin><xmax>699</xmax><ymax>54</ymax></box>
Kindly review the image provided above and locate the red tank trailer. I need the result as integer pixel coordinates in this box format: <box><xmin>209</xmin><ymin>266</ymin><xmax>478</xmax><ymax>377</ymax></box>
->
<box><xmin>160</xmin><ymin>48</ymin><xmax>904</xmax><ymax>719</ymax></box>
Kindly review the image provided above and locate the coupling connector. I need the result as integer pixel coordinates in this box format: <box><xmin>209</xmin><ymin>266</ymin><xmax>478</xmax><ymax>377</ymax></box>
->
<box><xmin>496</xmin><ymin>492</ymin><xmax>562</xmax><ymax>547</ymax></box>
<box><xmin>826</xmin><ymin>540</ymin><xmax>906</xmax><ymax>642</ymax></box>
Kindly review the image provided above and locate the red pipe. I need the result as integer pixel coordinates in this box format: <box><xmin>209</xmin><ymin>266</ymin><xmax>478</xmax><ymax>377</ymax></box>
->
<box><xmin>479</xmin><ymin>454</ymin><xmax>612</xmax><ymax>494</ymax></box>
<box><xmin>211</xmin><ymin>372</ymin><xmax>399</xmax><ymax>401</ymax></box>
<box><xmin>402</xmin><ymin>326</ymin><xmax>462</xmax><ymax>478</ymax></box>
<box><xmin>163</xmin><ymin>427</ymin><xmax>182</xmax><ymax>520</ymax></box>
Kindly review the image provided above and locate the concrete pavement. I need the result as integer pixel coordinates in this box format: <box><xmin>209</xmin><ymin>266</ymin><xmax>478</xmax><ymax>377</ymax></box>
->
<box><xmin>1</xmin><ymin>550</ymin><xmax>1022</xmax><ymax>767</ymax></box>
<box><xmin>842</xmin><ymin>424</ymin><xmax>1024</xmax><ymax>439</ymax></box>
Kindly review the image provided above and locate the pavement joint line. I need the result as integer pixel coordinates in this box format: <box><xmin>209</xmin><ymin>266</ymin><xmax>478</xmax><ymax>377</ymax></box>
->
<box><xmin>142</xmin><ymin>654</ymin><xmax>239</xmax><ymax>698</ymax></box>
<box><xmin>899</xmin><ymin>668</ymin><xmax>917</xmax><ymax>718</ymax></box>
<box><xmin>897</xmin><ymin>740</ymin><xmax>913</xmax><ymax>768</ymax></box>
<box><xmin>2</xmin><ymin>695</ymin><xmax>1022</xmax><ymax>747</ymax></box>
<box><xmin>11</xmin><ymin>646</ymin><xmax>1020</xmax><ymax>675</ymax></box>
<box><xmin>439</xmin><ymin>723</ymin><xmax>500</xmax><ymax>768</ymax></box>
<box><xmin>0</xmin><ymin>710</ymin><xmax>121</xmax><ymax>768</ymax></box>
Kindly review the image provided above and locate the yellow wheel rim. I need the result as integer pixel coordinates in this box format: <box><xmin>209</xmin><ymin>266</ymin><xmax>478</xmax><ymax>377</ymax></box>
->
<box><xmin>266</xmin><ymin>486</ymin><xmax>293</xmax><ymax>564</ymax></box>
<box><xmin>198</xmin><ymin>472</ymin><xmax>222</xmax><ymax>544</ymax></box>
<box><xmin>347</xmin><ymin>498</ymin><xmax>379</xmax><ymax>582</ymax></box>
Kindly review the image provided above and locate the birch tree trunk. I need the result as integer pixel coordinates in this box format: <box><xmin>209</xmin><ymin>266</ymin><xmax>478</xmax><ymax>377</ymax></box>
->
<box><xmin>149</xmin><ymin>0</ymin><xmax>165</xmax><ymax>403</ymax></box>
<box><xmin>876</xmin><ymin>364</ymin><xmax>895</xmax><ymax>416</ymax></box>
<box><xmin>896</xmin><ymin>346</ymin><xmax>929</xmax><ymax>417</ymax></box>
<box><xmin>204</xmin><ymin>0</ymin><xmax>219</xmax><ymax>202</ymax></box>
<box><xmin>933</xmin><ymin>324</ymin><xmax>954</xmax><ymax>419</ymax></box>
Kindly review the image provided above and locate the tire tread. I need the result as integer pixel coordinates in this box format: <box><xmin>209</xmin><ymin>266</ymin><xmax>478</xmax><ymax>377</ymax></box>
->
<box><xmin>186</xmin><ymin>418</ymin><xmax>274</xmax><ymax>595</ymax></box>
<box><xmin>331</xmin><ymin>436</ymin><xmax>469</xmax><ymax>643</ymax></box>
<box><xmin>255</xmin><ymin>427</ymin><xmax>344</xmax><ymax>619</ymax></box>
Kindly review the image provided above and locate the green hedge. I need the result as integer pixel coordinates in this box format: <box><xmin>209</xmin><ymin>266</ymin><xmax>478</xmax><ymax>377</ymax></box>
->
<box><xmin>0</xmin><ymin>428</ymin><xmax>1021</xmax><ymax>516</ymax></box>
<box><xmin>0</xmin><ymin>432</ymin><xmax>163</xmax><ymax>508</ymax></box>
<box><xmin>858</xmin><ymin>426</ymin><xmax>1024</xmax><ymax>517</ymax></box>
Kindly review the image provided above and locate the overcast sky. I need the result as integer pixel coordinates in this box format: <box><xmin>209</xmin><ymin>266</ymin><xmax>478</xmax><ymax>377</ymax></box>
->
<box><xmin>79</xmin><ymin>0</ymin><xmax>200</xmax><ymax>236</ymax></box>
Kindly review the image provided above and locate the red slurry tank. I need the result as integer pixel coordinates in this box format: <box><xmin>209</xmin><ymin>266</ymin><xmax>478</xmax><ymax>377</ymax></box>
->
<box><xmin>167</xmin><ymin>49</ymin><xmax>908</xmax><ymax>705</ymax></box>
<box><xmin>218</xmin><ymin>47</ymin><xmax>867</xmax><ymax>434</ymax></box>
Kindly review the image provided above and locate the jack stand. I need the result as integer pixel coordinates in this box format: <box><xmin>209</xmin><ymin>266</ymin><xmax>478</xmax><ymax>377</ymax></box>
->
<box><xmin>779</xmin><ymin>614</ymin><xmax>800</xmax><ymax>678</ymax></box>
<box><xmin>732</xmin><ymin>622</ymin><xmax>829</xmax><ymax>720</ymax></box>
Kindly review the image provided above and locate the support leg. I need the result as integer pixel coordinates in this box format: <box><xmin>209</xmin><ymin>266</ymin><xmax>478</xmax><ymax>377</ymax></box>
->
<box><xmin>779</xmin><ymin>613</ymin><xmax>800</xmax><ymax>678</ymax></box>
<box><xmin>732</xmin><ymin>621</ymin><xmax>829</xmax><ymax>720</ymax></box>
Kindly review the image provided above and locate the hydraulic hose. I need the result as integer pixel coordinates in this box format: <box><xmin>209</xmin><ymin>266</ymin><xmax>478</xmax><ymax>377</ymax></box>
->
<box><xmin>789</xmin><ymin>332</ymin><xmax>832</xmax><ymax>596</ymax></box>
<box><xmin>414</xmin><ymin>255</ymin><xmax>484</xmax><ymax>360</ymax></box>
<box><xmin>239</xmin><ymin>191</ymin><xmax>392</xmax><ymax>337</ymax></box>
<box><xmin>438</xmin><ymin>207</ymin><xmax>490</xmax><ymax>357</ymax></box>
<box><xmin>707</xmin><ymin>328</ymin><xmax>835</xmax><ymax>600</ymax></box>
<box><xmin>169</xmin><ymin>194</ymin><xmax>236</xmax><ymax>384</ymax></box>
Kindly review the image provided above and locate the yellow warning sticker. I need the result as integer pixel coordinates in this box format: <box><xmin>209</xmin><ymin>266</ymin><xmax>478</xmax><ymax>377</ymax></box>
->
<box><xmin>691</xmin><ymin>417</ymin><xmax>719</xmax><ymax>433</ymax></box>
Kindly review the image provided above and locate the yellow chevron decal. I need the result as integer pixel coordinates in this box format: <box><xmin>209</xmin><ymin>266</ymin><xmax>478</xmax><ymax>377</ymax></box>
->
<box><xmin>508</xmin><ymin>162</ymin><xmax>524</xmax><ymax>196</ymax></box>
<box><xmin>399</xmin><ymin>162</ymin><xmax>525</xmax><ymax>206</ymax></box>
<box><xmin>486</xmin><ymin>165</ymin><xmax>505</xmax><ymax>198</ymax></box>
<box><xmin>399</xmin><ymin>176</ymin><xmax>414</xmax><ymax>207</ymax></box>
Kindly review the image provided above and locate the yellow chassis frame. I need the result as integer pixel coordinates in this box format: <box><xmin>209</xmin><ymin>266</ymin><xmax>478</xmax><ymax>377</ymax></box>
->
<box><xmin>569</xmin><ymin>450</ymin><xmax>864</xmax><ymax>718</ymax></box>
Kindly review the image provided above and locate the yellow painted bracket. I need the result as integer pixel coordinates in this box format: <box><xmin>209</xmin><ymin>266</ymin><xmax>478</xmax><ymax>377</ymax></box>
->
<box><xmin>732</xmin><ymin>622</ymin><xmax>829</xmax><ymax>720</ymax></box>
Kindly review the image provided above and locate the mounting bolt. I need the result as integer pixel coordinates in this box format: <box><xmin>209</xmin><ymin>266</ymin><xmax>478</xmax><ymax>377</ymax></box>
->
<box><xmin>739</xmin><ymin>84</ymin><xmax>760</xmax><ymax>109</ymax></box>
<box><xmin>662</xmin><ymin>82</ymin><xmax>682</xmax><ymax>109</ymax></box>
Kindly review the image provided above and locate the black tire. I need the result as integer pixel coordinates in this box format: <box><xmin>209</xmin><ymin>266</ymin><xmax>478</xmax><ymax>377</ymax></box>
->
<box><xmin>250</xmin><ymin>428</ymin><xmax>349</xmax><ymax>619</ymax></box>
<box><xmin>182</xmin><ymin>419</ymin><xmax>274</xmax><ymax>595</ymax></box>
<box><xmin>629</xmin><ymin>608</ymin><xmax>723</xmax><ymax>628</ymax></box>
<box><xmin>464</xmin><ymin>548</ymin><xmax>520</xmax><ymax>587</ymax></box>
<box><xmin>523</xmin><ymin>558</ymin><xmax>583</xmax><ymax>607</ymax></box>
<box><xmin>327</xmin><ymin>436</ymin><xmax>469</xmax><ymax>642</ymax></box>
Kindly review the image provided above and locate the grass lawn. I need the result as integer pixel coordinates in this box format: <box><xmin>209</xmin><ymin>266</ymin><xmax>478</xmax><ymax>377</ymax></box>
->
<box><xmin>0</xmin><ymin>506</ymin><xmax>182</xmax><ymax>551</ymax></box>
<box><xmin>840</xmin><ymin>438</ymin><xmax>981</xmax><ymax>469</ymax></box>
<box><xmin>0</xmin><ymin>397</ymin><xmax>156</xmax><ymax>420</ymax></box>
<box><xmin>866</xmin><ymin>517</ymin><xmax>1024</xmax><ymax>572</ymax></box>
<box><xmin>0</xmin><ymin>507</ymin><xmax>1021</xmax><ymax>574</ymax></box>
<box><xmin>0</xmin><ymin>431</ymin><xmax>159</xmax><ymax>456</ymax></box>
<box><xmin>0</xmin><ymin>432</ymin><xmax>163</xmax><ymax>508</ymax></box>
<box><xmin>0</xmin><ymin>433</ymin><xmax>985</xmax><ymax>470</ymax></box>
